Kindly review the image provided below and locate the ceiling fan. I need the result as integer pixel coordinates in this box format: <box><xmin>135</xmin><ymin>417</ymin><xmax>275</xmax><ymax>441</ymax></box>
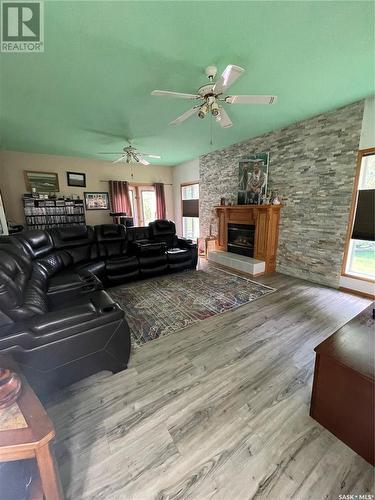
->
<box><xmin>98</xmin><ymin>140</ymin><xmax>161</xmax><ymax>165</ymax></box>
<box><xmin>151</xmin><ymin>64</ymin><xmax>277</xmax><ymax>128</ymax></box>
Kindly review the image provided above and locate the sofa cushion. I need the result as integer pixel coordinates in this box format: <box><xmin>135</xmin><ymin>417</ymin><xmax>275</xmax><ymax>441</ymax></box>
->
<box><xmin>95</xmin><ymin>224</ymin><xmax>128</xmax><ymax>258</ymax></box>
<box><xmin>48</xmin><ymin>226</ymin><xmax>98</xmax><ymax>264</ymax></box>
<box><xmin>106</xmin><ymin>255</ymin><xmax>138</xmax><ymax>274</ymax></box>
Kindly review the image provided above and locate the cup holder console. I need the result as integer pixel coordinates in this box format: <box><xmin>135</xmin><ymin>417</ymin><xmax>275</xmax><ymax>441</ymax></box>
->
<box><xmin>102</xmin><ymin>305</ymin><xmax>117</xmax><ymax>314</ymax></box>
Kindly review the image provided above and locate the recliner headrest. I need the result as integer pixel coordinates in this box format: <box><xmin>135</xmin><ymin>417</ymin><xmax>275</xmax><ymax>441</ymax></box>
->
<box><xmin>14</xmin><ymin>230</ymin><xmax>53</xmax><ymax>259</ymax></box>
<box><xmin>149</xmin><ymin>220</ymin><xmax>176</xmax><ymax>236</ymax></box>
<box><xmin>58</xmin><ymin>225</ymin><xmax>90</xmax><ymax>241</ymax></box>
<box><xmin>97</xmin><ymin>224</ymin><xmax>125</xmax><ymax>239</ymax></box>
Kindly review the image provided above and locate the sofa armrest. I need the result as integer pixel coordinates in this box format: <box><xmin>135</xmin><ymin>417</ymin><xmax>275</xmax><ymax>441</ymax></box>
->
<box><xmin>130</xmin><ymin>241</ymin><xmax>167</xmax><ymax>256</ymax></box>
<box><xmin>177</xmin><ymin>237</ymin><xmax>197</xmax><ymax>249</ymax></box>
<box><xmin>30</xmin><ymin>303</ymin><xmax>97</xmax><ymax>334</ymax></box>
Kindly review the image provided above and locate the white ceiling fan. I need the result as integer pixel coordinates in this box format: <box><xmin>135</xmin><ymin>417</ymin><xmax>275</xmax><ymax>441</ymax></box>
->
<box><xmin>98</xmin><ymin>140</ymin><xmax>161</xmax><ymax>165</ymax></box>
<box><xmin>151</xmin><ymin>64</ymin><xmax>277</xmax><ymax>128</ymax></box>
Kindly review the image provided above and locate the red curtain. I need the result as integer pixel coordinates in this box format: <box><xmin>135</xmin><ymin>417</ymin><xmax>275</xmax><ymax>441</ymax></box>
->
<box><xmin>108</xmin><ymin>181</ymin><xmax>132</xmax><ymax>215</ymax></box>
<box><xmin>154</xmin><ymin>183</ymin><xmax>166</xmax><ymax>219</ymax></box>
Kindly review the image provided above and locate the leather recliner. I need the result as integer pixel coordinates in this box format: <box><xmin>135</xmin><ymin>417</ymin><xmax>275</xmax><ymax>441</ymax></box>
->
<box><xmin>48</xmin><ymin>225</ymin><xmax>106</xmax><ymax>279</ymax></box>
<box><xmin>10</xmin><ymin>229</ymin><xmax>102</xmax><ymax>305</ymax></box>
<box><xmin>0</xmin><ymin>242</ymin><xmax>130</xmax><ymax>396</ymax></box>
<box><xmin>126</xmin><ymin>226</ymin><xmax>169</xmax><ymax>277</ymax></box>
<box><xmin>148</xmin><ymin>220</ymin><xmax>198</xmax><ymax>272</ymax></box>
<box><xmin>95</xmin><ymin>224</ymin><xmax>139</xmax><ymax>285</ymax></box>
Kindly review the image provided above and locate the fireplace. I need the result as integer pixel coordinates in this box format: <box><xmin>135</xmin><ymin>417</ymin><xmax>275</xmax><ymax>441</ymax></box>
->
<box><xmin>227</xmin><ymin>223</ymin><xmax>255</xmax><ymax>257</ymax></box>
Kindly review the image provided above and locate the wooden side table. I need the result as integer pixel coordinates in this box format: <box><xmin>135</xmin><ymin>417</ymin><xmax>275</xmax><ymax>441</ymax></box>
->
<box><xmin>198</xmin><ymin>236</ymin><xmax>217</xmax><ymax>259</ymax></box>
<box><xmin>310</xmin><ymin>304</ymin><xmax>374</xmax><ymax>465</ymax></box>
<box><xmin>0</xmin><ymin>355</ymin><xmax>63</xmax><ymax>499</ymax></box>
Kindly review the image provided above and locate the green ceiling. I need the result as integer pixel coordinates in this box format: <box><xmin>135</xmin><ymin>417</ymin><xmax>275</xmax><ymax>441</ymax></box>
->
<box><xmin>0</xmin><ymin>1</ymin><xmax>374</xmax><ymax>166</ymax></box>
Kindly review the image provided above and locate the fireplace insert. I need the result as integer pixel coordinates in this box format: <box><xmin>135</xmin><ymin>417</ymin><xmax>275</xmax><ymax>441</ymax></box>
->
<box><xmin>227</xmin><ymin>223</ymin><xmax>255</xmax><ymax>257</ymax></box>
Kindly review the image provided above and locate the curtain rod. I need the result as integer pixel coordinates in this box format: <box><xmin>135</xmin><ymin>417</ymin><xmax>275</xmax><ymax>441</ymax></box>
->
<box><xmin>99</xmin><ymin>180</ymin><xmax>173</xmax><ymax>186</ymax></box>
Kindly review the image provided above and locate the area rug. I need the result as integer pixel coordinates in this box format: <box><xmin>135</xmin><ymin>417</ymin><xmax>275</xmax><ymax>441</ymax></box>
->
<box><xmin>109</xmin><ymin>267</ymin><xmax>276</xmax><ymax>347</ymax></box>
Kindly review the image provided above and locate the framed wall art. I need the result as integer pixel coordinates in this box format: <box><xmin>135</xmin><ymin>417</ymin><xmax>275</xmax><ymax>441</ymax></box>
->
<box><xmin>67</xmin><ymin>171</ymin><xmax>86</xmax><ymax>187</ymax></box>
<box><xmin>238</xmin><ymin>153</ymin><xmax>269</xmax><ymax>205</ymax></box>
<box><xmin>24</xmin><ymin>171</ymin><xmax>60</xmax><ymax>193</ymax></box>
<box><xmin>84</xmin><ymin>192</ymin><xmax>109</xmax><ymax>210</ymax></box>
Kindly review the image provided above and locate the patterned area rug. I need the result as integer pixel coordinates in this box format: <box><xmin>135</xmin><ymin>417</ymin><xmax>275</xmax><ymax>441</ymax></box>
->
<box><xmin>109</xmin><ymin>267</ymin><xmax>276</xmax><ymax>347</ymax></box>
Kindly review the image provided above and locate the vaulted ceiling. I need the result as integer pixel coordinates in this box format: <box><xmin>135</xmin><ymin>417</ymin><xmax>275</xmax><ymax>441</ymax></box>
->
<box><xmin>0</xmin><ymin>1</ymin><xmax>373</xmax><ymax>165</ymax></box>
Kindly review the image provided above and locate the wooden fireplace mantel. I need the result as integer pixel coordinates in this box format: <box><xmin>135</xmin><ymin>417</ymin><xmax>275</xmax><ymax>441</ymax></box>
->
<box><xmin>215</xmin><ymin>204</ymin><xmax>282</xmax><ymax>274</ymax></box>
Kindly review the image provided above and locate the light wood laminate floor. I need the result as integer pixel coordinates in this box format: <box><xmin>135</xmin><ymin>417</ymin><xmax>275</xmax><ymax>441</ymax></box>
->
<box><xmin>46</xmin><ymin>269</ymin><xmax>374</xmax><ymax>500</ymax></box>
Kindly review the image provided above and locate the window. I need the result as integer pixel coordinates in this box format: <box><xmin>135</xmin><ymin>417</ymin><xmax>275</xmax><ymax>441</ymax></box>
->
<box><xmin>141</xmin><ymin>189</ymin><xmax>157</xmax><ymax>226</ymax></box>
<box><xmin>128</xmin><ymin>185</ymin><xmax>156</xmax><ymax>226</ymax></box>
<box><xmin>181</xmin><ymin>183</ymin><xmax>199</xmax><ymax>241</ymax></box>
<box><xmin>343</xmin><ymin>149</ymin><xmax>375</xmax><ymax>281</ymax></box>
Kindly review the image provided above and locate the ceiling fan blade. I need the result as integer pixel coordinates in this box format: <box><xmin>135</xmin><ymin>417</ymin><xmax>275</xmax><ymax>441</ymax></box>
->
<box><xmin>112</xmin><ymin>156</ymin><xmax>126</xmax><ymax>164</ymax></box>
<box><xmin>141</xmin><ymin>154</ymin><xmax>161</xmax><ymax>159</ymax></box>
<box><xmin>216</xmin><ymin>107</ymin><xmax>233</xmax><ymax>128</ymax></box>
<box><xmin>169</xmin><ymin>106</ymin><xmax>199</xmax><ymax>126</ymax></box>
<box><xmin>213</xmin><ymin>65</ymin><xmax>245</xmax><ymax>95</ymax></box>
<box><xmin>151</xmin><ymin>90</ymin><xmax>201</xmax><ymax>100</ymax></box>
<box><xmin>225</xmin><ymin>95</ymin><xmax>278</xmax><ymax>105</ymax></box>
<box><xmin>137</xmin><ymin>155</ymin><xmax>150</xmax><ymax>165</ymax></box>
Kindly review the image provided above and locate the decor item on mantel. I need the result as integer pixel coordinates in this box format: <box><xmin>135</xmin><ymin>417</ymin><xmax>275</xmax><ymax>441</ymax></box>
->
<box><xmin>238</xmin><ymin>153</ymin><xmax>269</xmax><ymax>205</ymax></box>
<box><xmin>269</xmin><ymin>191</ymin><xmax>282</xmax><ymax>205</ymax></box>
<box><xmin>215</xmin><ymin>204</ymin><xmax>282</xmax><ymax>274</ymax></box>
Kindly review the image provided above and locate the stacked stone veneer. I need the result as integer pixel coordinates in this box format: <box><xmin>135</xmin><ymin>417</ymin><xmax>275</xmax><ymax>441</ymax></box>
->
<box><xmin>200</xmin><ymin>100</ymin><xmax>364</xmax><ymax>288</ymax></box>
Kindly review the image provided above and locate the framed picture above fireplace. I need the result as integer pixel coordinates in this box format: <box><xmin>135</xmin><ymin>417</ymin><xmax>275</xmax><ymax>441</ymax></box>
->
<box><xmin>238</xmin><ymin>153</ymin><xmax>269</xmax><ymax>205</ymax></box>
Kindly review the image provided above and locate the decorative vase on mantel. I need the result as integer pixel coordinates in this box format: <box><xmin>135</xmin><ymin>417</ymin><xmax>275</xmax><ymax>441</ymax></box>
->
<box><xmin>0</xmin><ymin>368</ymin><xmax>22</xmax><ymax>409</ymax></box>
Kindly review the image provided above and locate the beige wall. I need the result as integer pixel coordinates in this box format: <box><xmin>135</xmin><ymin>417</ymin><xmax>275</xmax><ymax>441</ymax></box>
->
<box><xmin>0</xmin><ymin>150</ymin><xmax>174</xmax><ymax>226</ymax></box>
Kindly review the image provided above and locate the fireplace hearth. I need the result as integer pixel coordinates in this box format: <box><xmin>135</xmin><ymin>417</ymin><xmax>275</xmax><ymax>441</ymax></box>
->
<box><xmin>227</xmin><ymin>223</ymin><xmax>255</xmax><ymax>257</ymax></box>
<box><xmin>215</xmin><ymin>205</ymin><xmax>282</xmax><ymax>274</ymax></box>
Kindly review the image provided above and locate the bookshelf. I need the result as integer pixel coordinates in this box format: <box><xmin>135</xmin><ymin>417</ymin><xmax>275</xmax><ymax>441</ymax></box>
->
<box><xmin>23</xmin><ymin>197</ymin><xmax>86</xmax><ymax>230</ymax></box>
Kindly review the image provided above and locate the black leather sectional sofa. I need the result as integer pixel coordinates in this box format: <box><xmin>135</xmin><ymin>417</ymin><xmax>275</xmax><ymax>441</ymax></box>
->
<box><xmin>0</xmin><ymin>220</ymin><xmax>197</xmax><ymax>395</ymax></box>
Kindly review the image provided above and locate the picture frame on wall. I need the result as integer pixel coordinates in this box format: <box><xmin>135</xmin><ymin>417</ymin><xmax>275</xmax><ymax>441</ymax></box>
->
<box><xmin>84</xmin><ymin>192</ymin><xmax>109</xmax><ymax>210</ymax></box>
<box><xmin>24</xmin><ymin>170</ymin><xmax>60</xmax><ymax>193</ymax></box>
<box><xmin>238</xmin><ymin>153</ymin><xmax>269</xmax><ymax>205</ymax></box>
<box><xmin>67</xmin><ymin>171</ymin><xmax>86</xmax><ymax>187</ymax></box>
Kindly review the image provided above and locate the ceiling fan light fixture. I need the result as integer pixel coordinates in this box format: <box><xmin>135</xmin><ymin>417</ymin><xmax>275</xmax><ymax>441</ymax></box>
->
<box><xmin>211</xmin><ymin>100</ymin><xmax>220</xmax><ymax>117</ymax></box>
<box><xmin>198</xmin><ymin>103</ymin><xmax>209</xmax><ymax>119</ymax></box>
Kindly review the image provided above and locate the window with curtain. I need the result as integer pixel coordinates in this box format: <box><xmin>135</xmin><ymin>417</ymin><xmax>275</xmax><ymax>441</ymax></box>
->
<box><xmin>128</xmin><ymin>185</ymin><xmax>157</xmax><ymax>226</ymax></box>
<box><xmin>343</xmin><ymin>150</ymin><xmax>375</xmax><ymax>281</ymax></box>
<box><xmin>181</xmin><ymin>183</ymin><xmax>199</xmax><ymax>240</ymax></box>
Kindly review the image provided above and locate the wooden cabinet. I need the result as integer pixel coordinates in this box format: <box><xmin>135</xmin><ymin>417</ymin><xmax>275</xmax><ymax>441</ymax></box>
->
<box><xmin>310</xmin><ymin>305</ymin><xmax>374</xmax><ymax>465</ymax></box>
<box><xmin>215</xmin><ymin>205</ymin><xmax>282</xmax><ymax>274</ymax></box>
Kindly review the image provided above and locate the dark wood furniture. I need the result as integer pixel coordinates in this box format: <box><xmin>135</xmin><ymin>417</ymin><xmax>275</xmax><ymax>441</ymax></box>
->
<box><xmin>0</xmin><ymin>355</ymin><xmax>63</xmax><ymax>499</ymax></box>
<box><xmin>310</xmin><ymin>305</ymin><xmax>375</xmax><ymax>465</ymax></box>
<box><xmin>215</xmin><ymin>204</ymin><xmax>282</xmax><ymax>273</ymax></box>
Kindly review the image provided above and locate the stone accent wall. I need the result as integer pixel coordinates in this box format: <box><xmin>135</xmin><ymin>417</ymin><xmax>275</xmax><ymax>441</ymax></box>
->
<box><xmin>200</xmin><ymin>101</ymin><xmax>364</xmax><ymax>288</ymax></box>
